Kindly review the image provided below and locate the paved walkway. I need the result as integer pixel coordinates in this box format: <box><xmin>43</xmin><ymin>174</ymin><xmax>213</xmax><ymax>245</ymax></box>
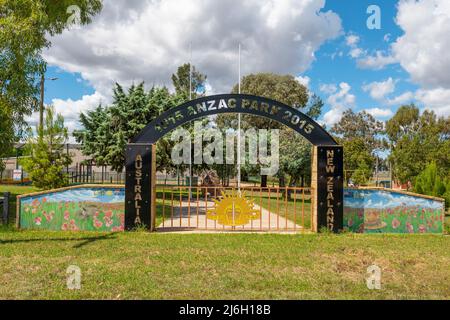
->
<box><xmin>158</xmin><ymin>200</ymin><xmax>303</xmax><ymax>232</ymax></box>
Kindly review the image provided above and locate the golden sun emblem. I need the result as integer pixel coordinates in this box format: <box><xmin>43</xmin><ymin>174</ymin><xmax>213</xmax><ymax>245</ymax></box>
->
<box><xmin>207</xmin><ymin>190</ymin><xmax>260</xmax><ymax>226</ymax></box>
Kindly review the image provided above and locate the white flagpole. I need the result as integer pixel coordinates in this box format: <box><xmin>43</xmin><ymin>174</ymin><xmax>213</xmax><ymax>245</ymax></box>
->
<box><xmin>237</xmin><ymin>43</ymin><xmax>241</xmax><ymax>193</ymax></box>
<box><xmin>189</xmin><ymin>43</ymin><xmax>193</xmax><ymax>198</ymax></box>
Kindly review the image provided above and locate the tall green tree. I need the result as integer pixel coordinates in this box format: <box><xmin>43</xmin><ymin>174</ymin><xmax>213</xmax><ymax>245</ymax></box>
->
<box><xmin>331</xmin><ymin>109</ymin><xmax>385</xmax><ymax>185</ymax></box>
<box><xmin>21</xmin><ymin>106</ymin><xmax>72</xmax><ymax>189</ymax></box>
<box><xmin>0</xmin><ymin>0</ymin><xmax>102</xmax><ymax>174</ymax></box>
<box><xmin>171</xmin><ymin>63</ymin><xmax>207</xmax><ymax>98</ymax></box>
<box><xmin>0</xmin><ymin>0</ymin><xmax>102</xmax><ymax>138</ymax></box>
<box><xmin>386</xmin><ymin>105</ymin><xmax>449</xmax><ymax>184</ymax></box>
<box><xmin>216</xmin><ymin>73</ymin><xmax>320</xmax><ymax>187</ymax></box>
<box><xmin>75</xmin><ymin>83</ymin><xmax>185</xmax><ymax>173</ymax></box>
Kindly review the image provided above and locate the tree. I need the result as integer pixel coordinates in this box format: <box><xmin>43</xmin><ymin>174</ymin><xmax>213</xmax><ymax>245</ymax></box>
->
<box><xmin>386</xmin><ymin>105</ymin><xmax>449</xmax><ymax>184</ymax></box>
<box><xmin>216</xmin><ymin>73</ymin><xmax>319</xmax><ymax>187</ymax></box>
<box><xmin>0</xmin><ymin>0</ymin><xmax>102</xmax><ymax>134</ymax></box>
<box><xmin>332</xmin><ymin>109</ymin><xmax>384</xmax><ymax>151</ymax></box>
<box><xmin>341</xmin><ymin>138</ymin><xmax>374</xmax><ymax>185</ymax></box>
<box><xmin>75</xmin><ymin>83</ymin><xmax>185</xmax><ymax>173</ymax></box>
<box><xmin>171</xmin><ymin>63</ymin><xmax>207</xmax><ymax>98</ymax></box>
<box><xmin>0</xmin><ymin>99</ymin><xmax>14</xmax><ymax>157</ymax></box>
<box><xmin>21</xmin><ymin>106</ymin><xmax>72</xmax><ymax>189</ymax></box>
<box><xmin>331</xmin><ymin>109</ymin><xmax>385</xmax><ymax>185</ymax></box>
<box><xmin>217</xmin><ymin>73</ymin><xmax>310</xmax><ymax>130</ymax></box>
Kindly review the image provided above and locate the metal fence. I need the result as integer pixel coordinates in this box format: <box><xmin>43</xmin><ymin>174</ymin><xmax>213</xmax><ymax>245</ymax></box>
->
<box><xmin>157</xmin><ymin>186</ymin><xmax>313</xmax><ymax>232</ymax></box>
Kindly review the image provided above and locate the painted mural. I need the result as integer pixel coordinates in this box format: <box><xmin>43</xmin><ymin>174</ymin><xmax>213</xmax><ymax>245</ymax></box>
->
<box><xmin>19</xmin><ymin>187</ymin><xmax>125</xmax><ymax>232</ymax></box>
<box><xmin>344</xmin><ymin>189</ymin><xmax>444</xmax><ymax>234</ymax></box>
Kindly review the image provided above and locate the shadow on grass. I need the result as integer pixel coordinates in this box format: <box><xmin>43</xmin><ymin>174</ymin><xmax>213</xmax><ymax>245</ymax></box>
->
<box><xmin>0</xmin><ymin>232</ymin><xmax>118</xmax><ymax>249</ymax></box>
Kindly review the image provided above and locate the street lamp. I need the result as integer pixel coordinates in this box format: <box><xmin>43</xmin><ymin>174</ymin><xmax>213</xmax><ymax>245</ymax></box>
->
<box><xmin>39</xmin><ymin>75</ymin><xmax>58</xmax><ymax>133</ymax></box>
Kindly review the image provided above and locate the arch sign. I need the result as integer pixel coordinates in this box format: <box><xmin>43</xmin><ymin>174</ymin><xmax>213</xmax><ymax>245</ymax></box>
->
<box><xmin>125</xmin><ymin>94</ymin><xmax>343</xmax><ymax>233</ymax></box>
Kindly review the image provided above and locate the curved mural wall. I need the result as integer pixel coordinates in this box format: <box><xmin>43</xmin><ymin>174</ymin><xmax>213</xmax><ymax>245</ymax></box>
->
<box><xmin>344</xmin><ymin>189</ymin><xmax>444</xmax><ymax>234</ymax></box>
<box><xmin>17</xmin><ymin>186</ymin><xmax>445</xmax><ymax>233</ymax></box>
<box><xmin>18</xmin><ymin>186</ymin><xmax>125</xmax><ymax>232</ymax></box>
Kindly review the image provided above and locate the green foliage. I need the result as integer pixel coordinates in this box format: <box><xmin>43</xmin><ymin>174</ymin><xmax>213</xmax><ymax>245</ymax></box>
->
<box><xmin>217</xmin><ymin>73</ymin><xmax>310</xmax><ymax>130</ymax></box>
<box><xmin>331</xmin><ymin>109</ymin><xmax>384</xmax><ymax>185</ymax></box>
<box><xmin>21</xmin><ymin>106</ymin><xmax>72</xmax><ymax>189</ymax></box>
<box><xmin>0</xmin><ymin>99</ymin><xmax>14</xmax><ymax>157</ymax></box>
<box><xmin>216</xmin><ymin>73</ymin><xmax>322</xmax><ymax>187</ymax></box>
<box><xmin>387</xmin><ymin>105</ymin><xmax>449</xmax><ymax>184</ymax></box>
<box><xmin>74</xmin><ymin>83</ymin><xmax>186</xmax><ymax>173</ymax></box>
<box><xmin>341</xmin><ymin>138</ymin><xmax>374</xmax><ymax>185</ymax></box>
<box><xmin>171</xmin><ymin>63</ymin><xmax>207</xmax><ymax>97</ymax></box>
<box><xmin>0</xmin><ymin>159</ymin><xmax>5</xmax><ymax>178</ymax></box>
<box><xmin>278</xmin><ymin>129</ymin><xmax>311</xmax><ymax>186</ymax></box>
<box><xmin>414</xmin><ymin>162</ymin><xmax>449</xmax><ymax>208</ymax></box>
<box><xmin>0</xmin><ymin>0</ymin><xmax>102</xmax><ymax>132</ymax></box>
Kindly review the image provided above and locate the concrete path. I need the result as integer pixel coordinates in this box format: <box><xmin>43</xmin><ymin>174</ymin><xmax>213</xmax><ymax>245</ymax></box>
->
<box><xmin>158</xmin><ymin>199</ymin><xmax>303</xmax><ymax>232</ymax></box>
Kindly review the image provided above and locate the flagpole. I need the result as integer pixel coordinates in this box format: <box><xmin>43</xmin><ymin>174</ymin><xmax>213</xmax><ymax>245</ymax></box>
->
<box><xmin>237</xmin><ymin>43</ymin><xmax>241</xmax><ymax>194</ymax></box>
<box><xmin>189</xmin><ymin>43</ymin><xmax>193</xmax><ymax>199</ymax></box>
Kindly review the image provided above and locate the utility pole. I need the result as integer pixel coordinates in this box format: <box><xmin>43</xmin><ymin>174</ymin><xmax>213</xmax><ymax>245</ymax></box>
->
<box><xmin>39</xmin><ymin>74</ymin><xmax>45</xmax><ymax>134</ymax></box>
<box><xmin>39</xmin><ymin>76</ymin><xmax>58</xmax><ymax>134</ymax></box>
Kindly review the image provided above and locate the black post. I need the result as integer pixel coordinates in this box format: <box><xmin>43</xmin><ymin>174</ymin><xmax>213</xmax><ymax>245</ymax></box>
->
<box><xmin>125</xmin><ymin>144</ymin><xmax>153</xmax><ymax>230</ymax></box>
<box><xmin>2</xmin><ymin>192</ymin><xmax>10</xmax><ymax>225</ymax></box>
<box><xmin>316</xmin><ymin>146</ymin><xmax>344</xmax><ymax>233</ymax></box>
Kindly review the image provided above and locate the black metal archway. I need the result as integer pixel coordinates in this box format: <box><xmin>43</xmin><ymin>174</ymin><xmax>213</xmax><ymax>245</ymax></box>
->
<box><xmin>125</xmin><ymin>94</ymin><xmax>343</xmax><ymax>233</ymax></box>
<box><xmin>133</xmin><ymin>94</ymin><xmax>338</xmax><ymax>146</ymax></box>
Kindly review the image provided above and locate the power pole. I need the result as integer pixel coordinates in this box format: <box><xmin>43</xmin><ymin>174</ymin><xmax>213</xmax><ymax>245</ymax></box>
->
<box><xmin>39</xmin><ymin>74</ymin><xmax>45</xmax><ymax>134</ymax></box>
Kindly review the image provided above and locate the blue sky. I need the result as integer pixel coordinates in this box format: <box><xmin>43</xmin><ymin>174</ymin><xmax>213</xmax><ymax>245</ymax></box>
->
<box><xmin>40</xmin><ymin>0</ymin><xmax>450</xmax><ymax>133</ymax></box>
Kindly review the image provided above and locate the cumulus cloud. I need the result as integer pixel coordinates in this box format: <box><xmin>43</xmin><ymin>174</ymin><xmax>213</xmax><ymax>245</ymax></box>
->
<box><xmin>345</xmin><ymin>33</ymin><xmax>366</xmax><ymax>59</ymax></box>
<box><xmin>364</xmin><ymin>108</ymin><xmax>394</xmax><ymax>118</ymax></box>
<box><xmin>44</xmin><ymin>0</ymin><xmax>342</xmax><ymax>97</ymax></box>
<box><xmin>362</xmin><ymin>78</ymin><xmax>396</xmax><ymax>101</ymax></box>
<box><xmin>26</xmin><ymin>92</ymin><xmax>107</xmax><ymax>136</ymax></box>
<box><xmin>386</xmin><ymin>91</ymin><xmax>414</xmax><ymax>106</ymax></box>
<box><xmin>392</xmin><ymin>0</ymin><xmax>450</xmax><ymax>89</ymax></box>
<box><xmin>415</xmin><ymin>87</ymin><xmax>450</xmax><ymax>116</ymax></box>
<box><xmin>41</xmin><ymin>0</ymin><xmax>343</xmax><ymax>131</ymax></box>
<box><xmin>323</xmin><ymin>82</ymin><xmax>356</xmax><ymax>125</ymax></box>
<box><xmin>319</xmin><ymin>83</ymin><xmax>337</xmax><ymax>95</ymax></box>
<box><xmin>357</xmin><ymin>51</ymin><xmax>397</xmax><ymax>70</ymax></box>
<box><xmin>295</xmin><ymin>75</ymin><xmax>311</xmax><ymax>88</ymax></box>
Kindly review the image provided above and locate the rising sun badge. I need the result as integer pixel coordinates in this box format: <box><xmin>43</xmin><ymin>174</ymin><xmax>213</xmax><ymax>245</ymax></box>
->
<box><xmin>207</xmin><ymin>190</ymin><xmax>260</xmax><ymax>226</ymax></box>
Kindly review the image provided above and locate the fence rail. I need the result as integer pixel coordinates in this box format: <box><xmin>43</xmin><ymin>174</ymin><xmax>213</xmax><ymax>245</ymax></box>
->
<box><xmin>156</xmin><ymin>186</ymin><xmax>313</xmax><ymax>233</ymax></box>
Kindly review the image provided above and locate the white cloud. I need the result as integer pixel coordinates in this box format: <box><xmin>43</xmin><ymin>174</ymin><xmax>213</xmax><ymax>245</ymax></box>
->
<box><xmin>319</xmin><ymin>83</ymin><xmax>337</xmax><ymax>95</ymax></box>
<box><xmin>392</xmin><ymin>0</ymin><xmax>450</xmax><ymax>89</ymax></box>
<box><xmin>345</xmin><ymin>33</ymin><xmax>366</xmax><ymax>59</ymax></box>
<box><xmin>364</xmin><ymin>108</ymin><xmax>394</xmax><ymax>118</ymax></box>
<box><xmin>295</xmin><ymin>75</ymin><xmax>311</xmax><ymax>88</ymax></box>
<box><xmin>44</xmin><ymin>0</ymin><xmax>342</xmax><ymax>98</ymax></box>
<box><xmin>357</xmin><ymin>51</ymin><xmax>397</xmax><ymax>70</ymax></box>
<box><xmin>349</xmin><ymin>48</ymin><xmax>364</xmax><ymax>58</ymax></box>
<box><xmin>26</xmin><ymin>92</ymin><xmax>107</xmax><ymax>136</ymax></box>
<box><xmin>415</xmin><ymin>87</ymin><xmax>450</xmax><ymax>116</ymax></box>
<box><xmin>362</xmin><ymin>78</ymin><xmax>396</xmax><ymax>101</ymax></box>
<box><xmin>386</xmin><ymin>91</ymin><xmax>414</xmax><ymax>106</ymax></box>
<box><xmin>345</xmin><ymin>34</ymin><xmax>359</xmax><ymax>46</ymax></box>
<box><xmin>323</xmin><ymin>82</ymin><xmax>356</xmax><ymax>125</ymax></box>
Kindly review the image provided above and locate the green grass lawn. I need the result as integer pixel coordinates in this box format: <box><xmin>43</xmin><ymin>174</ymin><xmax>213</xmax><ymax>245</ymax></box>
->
<box><xmin>0</xmin><ymin>185</ymin><xmax>37</xmax><ymax>228</ymax></box>
<box><xmin>1</xmin><ymin>184</ymin><xmax>449</xmax><ymax>300</ymax></box>
<box><xmin>0</xmin><ymin>231</ymin><xmax>449</xmax><ymax>299</ymax></box>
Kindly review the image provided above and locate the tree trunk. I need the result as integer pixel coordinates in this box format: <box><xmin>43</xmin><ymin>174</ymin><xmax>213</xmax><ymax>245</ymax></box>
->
<box><xmin>261</xmin><ymin>175</ymin><xmax>268</xmax><ymax>188</ymax></box>
<box><xmin>279</xmin><ymin>175</ymin><xmax>285</xmax><ymax>188</ymax></box>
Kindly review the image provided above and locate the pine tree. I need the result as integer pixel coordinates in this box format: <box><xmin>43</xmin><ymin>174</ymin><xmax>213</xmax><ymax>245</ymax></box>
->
<box><xmin>21</xmin><ymin>106</ymin><xmax>72</xmax><ymax>189</ymax></box>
